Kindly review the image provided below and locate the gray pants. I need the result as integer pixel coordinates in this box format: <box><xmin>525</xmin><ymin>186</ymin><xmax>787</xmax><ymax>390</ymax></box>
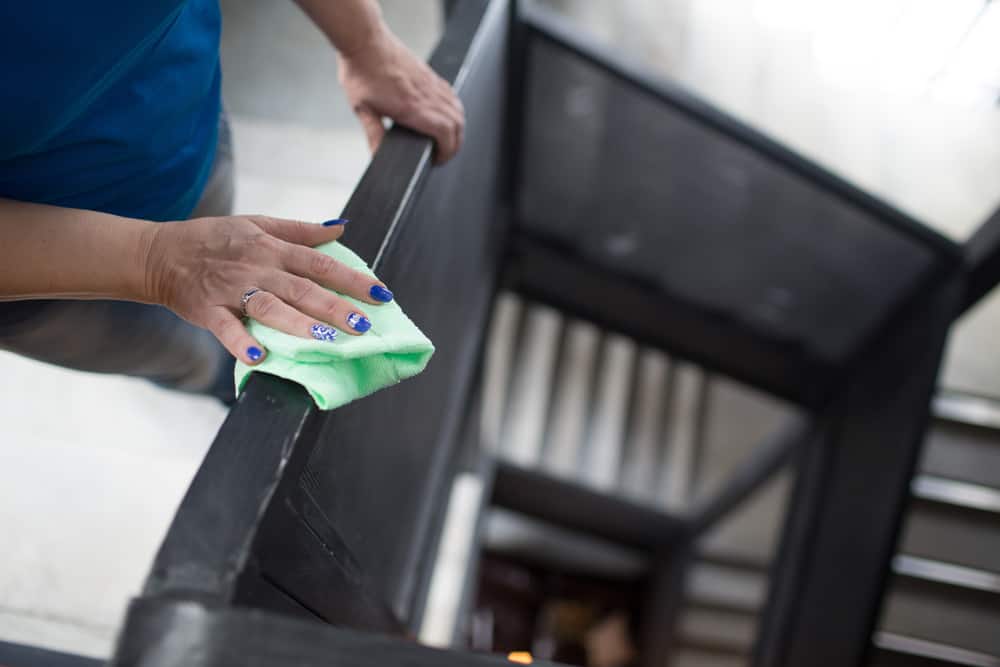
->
<box><xmin>0</xmin><ymin>115</ymin><xmax>237</xmax><ymax>403</ymax></box>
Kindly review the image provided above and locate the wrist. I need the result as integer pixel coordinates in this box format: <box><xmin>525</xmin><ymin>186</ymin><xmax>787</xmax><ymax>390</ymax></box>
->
<box><xmin>131</xmin><ymin>220</ymin><xmax>162</xmax><ymax>304</ymax></box>
<box><xmin>337</xmin><ymin>19</ymin><xmax>392</xmax><ymax>65</ymax></box>
<box><xmin>296</xmin><ymin>0</ymin><xmax>389</xmax><ymax>63</ymax></box>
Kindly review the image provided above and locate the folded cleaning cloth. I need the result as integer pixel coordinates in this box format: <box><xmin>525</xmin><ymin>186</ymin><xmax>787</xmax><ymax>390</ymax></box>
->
<box><xmin>235</xmin><ymin>240</ymin><xmax>434</xmax><ymax>410</ymax></box>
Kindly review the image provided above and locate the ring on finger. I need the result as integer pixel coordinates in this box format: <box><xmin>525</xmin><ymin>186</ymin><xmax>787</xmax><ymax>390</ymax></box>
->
<box><xmin>240</xmin><ymin>287</ymin><xmax>262</xmax><ymax>318</ymax></box>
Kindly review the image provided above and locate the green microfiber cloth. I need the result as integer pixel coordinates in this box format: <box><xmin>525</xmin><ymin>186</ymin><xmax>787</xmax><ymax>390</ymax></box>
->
<box><xmin>235</xmin><ymin>240</ymin><xmax>434</xmax><ymax>410</ymax></box>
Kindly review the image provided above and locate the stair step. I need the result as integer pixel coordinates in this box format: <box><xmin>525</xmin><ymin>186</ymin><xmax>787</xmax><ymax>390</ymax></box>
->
<box><xmin>900</xmin><ymin>480</ymin><xmax>1000</xmax><ymax>575</ymax></box>
<box><xmin>685</xmin><ymin>557</ymin><xmax>766</xmax><ymax>616</ymax></box>
<box><xmin>672</xmin><ymin>648</ymin><xmax>747</xmax><ymax>667</ymax></box>
<box><xmin>678</xmin><ymin>604</ymin><xmax>756</xmax><ymax>655</ymax></box>
<box><xmin>880</xmin><ymin>559</ymin><xmax>1000</xmax><ymax>656</ymax></box>
<box><xmin>921</xmin><ymin>416</ymin><xmax>1000</xmax><ymax>491</ymax></box>
<box><xmin>893</xmin><ymin>555</ymin><xmax>1000</xmax><ymax>595</ymax></box>
<box><xmin>933</xmin><ymin>393</ymin><xmax>1000</xmax><ymax>432</ymax></box>
<box><xmin>872</xmin><ymin>632</ymin><xmax>1000</xmax><ymax>667</ymax></box>
<box><xmin>912</xmin><ymin>476</ymin><xmax>1000</xmax><ymax>515</ymax></box>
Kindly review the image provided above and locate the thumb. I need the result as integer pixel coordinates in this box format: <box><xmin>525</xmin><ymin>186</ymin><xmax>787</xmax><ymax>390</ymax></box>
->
<box><xmin>356</xmin><ymin>106</ymin><xmax>387</xmax><ymax>154</ymax></box>
<box><xmin>249</xmin><ymin>215</ymin><xmax>347</xmax><ymax>247</ymax></box>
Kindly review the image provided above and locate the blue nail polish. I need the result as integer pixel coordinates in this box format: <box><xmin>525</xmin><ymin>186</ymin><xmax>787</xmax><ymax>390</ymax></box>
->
<box><xmin>311</xmin><ymin>323</ymin><xmax>338</xmax><ymax>342</ymax></box>
<box><xmin>247</xmin><ymin>346</ymin><xmax>264</xmax><ymax>362</ymax></box>
<box><xmin>346</xmin><ymin>312</ymin><xmax>372</xmax><ymax>333</ymax></box>
<box><xmin>322</xmin><ymin>218</ymin><xmax>348</xmax><ymax>226</ymax></box>
<box><xmin>369</xmin><ymin>285</ymin><xmax>393</xmax><ymax>302</ymax></box>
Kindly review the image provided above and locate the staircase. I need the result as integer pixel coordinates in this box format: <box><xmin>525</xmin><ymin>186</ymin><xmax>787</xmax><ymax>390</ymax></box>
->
<box><xmin>429</xmin><ymin>292</ymin><xmax>1000</xmax><ymax>667</ymax></box>
<box><xmin>675</xmin><ymin>400</ymin><xmax>1000</xmax><ymax>667</ymax></box>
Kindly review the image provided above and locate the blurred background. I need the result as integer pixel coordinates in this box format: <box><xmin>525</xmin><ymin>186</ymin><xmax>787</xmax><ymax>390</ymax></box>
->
<box><xmin>1</xmin><ymin>0</ymin><xmax>998</xmax><ymax>664</ymax></box>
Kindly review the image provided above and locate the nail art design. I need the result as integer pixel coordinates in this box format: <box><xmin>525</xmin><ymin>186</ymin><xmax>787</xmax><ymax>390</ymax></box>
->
<box><xmin>311</xmin><ymin>324</ymin><xmax>338</xmax><ymax>341</ymax></box>
<box><xmin>247</xmin><ymin>346</ymin><xmax>264</xmax><ymax>362</ymax></box>
<box><xmin>346</xmin><ymin>312</ymin><xmax>372</xmax><ymax>333</ymax></box>
<box><xmin>322</xmin><ymin>218</ymin><xmax>349</xmax><ymax>226</ymax></box>
<box><xmin>369</xmin><ymin>285</ymin><xmax>394</xmax><ymax>302</ymax></box>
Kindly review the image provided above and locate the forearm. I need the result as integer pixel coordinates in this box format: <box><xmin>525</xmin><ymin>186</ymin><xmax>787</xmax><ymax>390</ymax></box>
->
<box><xmin>293</xmin><ymin>0</ymin><xmax>389</xmax><ymax>58</ymax></box>
<box><xmin>0</xmin><ymin>198</ymin><xmax>155</xmax><ymax>302</ymax></box>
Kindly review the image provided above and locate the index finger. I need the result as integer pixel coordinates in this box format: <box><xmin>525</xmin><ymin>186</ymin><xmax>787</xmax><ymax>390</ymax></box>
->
<box><xmin>249</xmin><ymin>215</ymin><xmax>348</xmax><ymax>247</ymax></box>
<box><xmin>280</xmin><ymin>244</ymin><xmax>393</xmax><ymax>305</ymax></box>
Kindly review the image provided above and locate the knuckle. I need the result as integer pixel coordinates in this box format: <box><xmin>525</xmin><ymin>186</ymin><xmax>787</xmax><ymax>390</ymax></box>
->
<box><xmin>324</xmin><ymin>296</ymin><xmax>346</xmax><ymax>320</ymax></box>
<box><xmin>309</xmin><ymin>251</ymin><xmax>337</xmax><ymax>277</ymax></box>
<box><xmin>253</xmin><ymin>215</ymin><xmax>279</xmax><ymax>231</ymax></box>
<box><xmin>350</xmin><ymin>270</ymin><xmax>370</xmax><ymax>292</ymax></box>
<box><xmin>252</xmin><ymin>293</ymin><xmax>280</xmax><ymax>319</ymax></box>
<box><xmin>286</xmin><ymin>277</ymin><xmax>315</xmax><ymax>304</ymax></box>
<box><xmin>403</xmin><ymin>88</ymin><xmax>423</xmax><ymax>108</ymax></box>
<box><xmin>244</xmin><ymin>232</ymin><xmax>279</xmax><ymax>260</ymax></box>
<box><xmin>212</xmin><ymin>316</ymin><xmax>241</xmax><ymax>341</ymax></box>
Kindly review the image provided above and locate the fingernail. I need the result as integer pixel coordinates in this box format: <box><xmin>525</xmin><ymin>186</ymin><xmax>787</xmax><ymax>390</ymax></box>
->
<box><xmin>369</xmin><ymin>284</ymin><xmax>393</xmax><ymax>302</ymax></box>
<box><xmin>311</xmin><ymin>323</ymin><xmax>338</xmax><ymax>342</ymax></box>
<box><xmin>322</xmin><ymin>218</ymin><xmax>348</xmax><ymax>226</ymax></box>
<box><xmin>247</xmin><ymin>346</ymin><xmax>265</xmax><ymax>362</ymax></box>
<box><xmin>346</xmin><ymin>312</ymin><xmax>372</xmax><ymax>333</ymax></box>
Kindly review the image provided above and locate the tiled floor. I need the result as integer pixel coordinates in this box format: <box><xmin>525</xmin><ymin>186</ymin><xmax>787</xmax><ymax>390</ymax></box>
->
<box><xmin>2</xmin><ymin>0</ymin><xmax>998</xmax><ymax>660</ymax></box>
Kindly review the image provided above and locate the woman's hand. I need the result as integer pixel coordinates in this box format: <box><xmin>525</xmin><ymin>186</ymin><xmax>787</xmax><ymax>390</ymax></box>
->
<box><xmin>143</xmin><ymin>215</ymin><xmax>393</xmax><ymax>365</ymax></box>
<box><xmin>338</xmin><ymin>28</ymin><xmax>465</xmax><ymax>163</ymax></box>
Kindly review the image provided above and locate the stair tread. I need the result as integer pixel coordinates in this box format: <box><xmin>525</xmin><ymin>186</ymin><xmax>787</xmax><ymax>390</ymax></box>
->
<box><xmin>873</xmin><ymin>631</ymin><xmax>1000</xmax><ymax>667</ymax></box>
<box><xmin>881</xmin><ymin>572</ymin><xmax>1000</xmax><ymax>656</ymax></box>
<box><xmin>912</xmin><ymin>476</ymin><xmax>1000</xmax><ymax>514</ymax></box>
<box><xmin>893</xmin><ymin>555</ymin><xmax>1000</xmax><ymax>595</ymax></box>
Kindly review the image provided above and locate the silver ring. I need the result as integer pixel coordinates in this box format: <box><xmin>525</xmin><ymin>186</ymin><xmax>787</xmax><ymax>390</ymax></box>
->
<box><xmin>240</xmin><ymin>287</ymin><xmax>261</xmax><ymax>318</ymax></box>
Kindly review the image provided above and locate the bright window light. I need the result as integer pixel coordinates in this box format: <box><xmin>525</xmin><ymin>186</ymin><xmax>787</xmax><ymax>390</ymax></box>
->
<box><xmin>880</xmin><ymin>0</ymin><xmax>984</xmax><ymax>87</ymax></box>
<box><xmin>947</xmin><ymin>1</ymin><xmax>1000</xmax><ymax>87</ymax></box>
<box><xmin>753</xmin><ymin>0</ymin><xmax>830</xmax><ymax>31</ymax></box>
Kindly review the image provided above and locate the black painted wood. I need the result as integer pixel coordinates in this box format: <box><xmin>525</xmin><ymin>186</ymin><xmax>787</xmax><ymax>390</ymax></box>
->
<box><xmin>963</xmin><ymin>205</ymin><xmax>1000</xmax><ymax>313</ymax></box>
<box><xmin>137</xmin><ymin>0</ymin><xmax>508</xmax><ymax>638</ymax></box>
<box><xmin>111</xmin><ymin>598</ymin><xmax>570</xmax><ymax>667</ymax></box>
<box><xmin>296</xmin><ymin>0</ymin><xmax>509</xmax><ymax>624</ymax></box>
<box><xmin>143</xmin><ymin>374</ymin><xmax>320</xmax><ymax>601</ymax></box>
<box><xmin>235</xmin><ymin>474</ymin><xmax>404</xmax><ymax>631</ymax></box>
<box><xmin>637</xmin><ymin>545</ymin><xmax>694</xmax><ymax>667</ymax></box>
<box><xmin>753</xmin><ymin>275</ymin><xmax>964</xmax><ymax>667</ymax></box>
<box><xmin>506</xmin><ymin>235</ymin><xmax>832</xmax><ymax>407</ymax></box>
<box><xmin>491</xmin><ymin>460</ymin><xmax>687</xmax><ymax>551</ymax></box>
<box><xmin>231</xmin><ymin>571</ymin><xmax>319</xmax><ymax>623</ymax></box>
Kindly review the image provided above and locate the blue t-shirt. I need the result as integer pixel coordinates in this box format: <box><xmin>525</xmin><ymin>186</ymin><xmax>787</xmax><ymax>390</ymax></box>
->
<box><xmin>0</xmin><ymin>0</ymin><xmax>222</xmax><ymax>222</ymax></box>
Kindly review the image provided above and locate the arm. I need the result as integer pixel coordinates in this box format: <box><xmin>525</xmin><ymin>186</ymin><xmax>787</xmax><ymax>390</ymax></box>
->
<box><xmin>294</xmin><ymin>0</ymin><xmax>465</xmax><ymax>163</ymax></box>
<box><xmin>0</xmin><ymin>198</ymin><xmax>154</xmax><ymax>302</ymax></box>
<box><xmin>0</xmin><ymin>198</ymin><xmax>393</xmax><ymax>365</ymax></box>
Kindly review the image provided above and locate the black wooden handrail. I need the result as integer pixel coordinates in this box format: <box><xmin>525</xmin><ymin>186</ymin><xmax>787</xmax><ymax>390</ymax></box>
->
<box><xmin>963</xmin><ymin>204</ymin><xmax>1000</xmax><ymax>313</ymax></box>
<box><xmin>114</xmin><ymin>597</ymin><xmax>572</xmax><ymax>667</ymax></box>
<box><xmin>140</xmin><ymin>0</ymin><xmax>501</xmax><ymax>633</ymax></box>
